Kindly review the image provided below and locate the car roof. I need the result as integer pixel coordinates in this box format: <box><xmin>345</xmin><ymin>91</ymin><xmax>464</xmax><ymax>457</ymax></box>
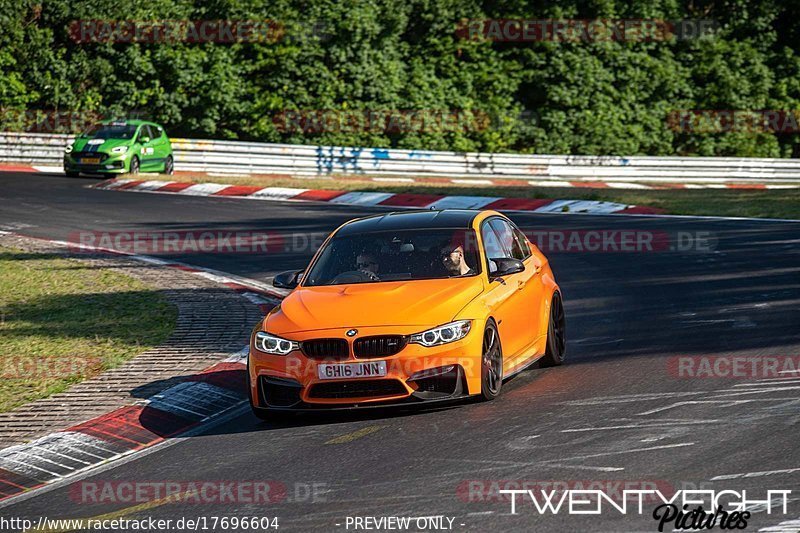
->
<box><xmin>335</xmin><ymin>209</ymin><xmax>484</xmax><ymax>236</ymax></box>
<box><xmin>99</xmin><ymin>119</ymin><xmax>155</xmax><ymax>127</ymax></box>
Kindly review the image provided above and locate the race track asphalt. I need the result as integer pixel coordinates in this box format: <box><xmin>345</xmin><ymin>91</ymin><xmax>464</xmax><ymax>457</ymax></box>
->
<box><xmin>1</xmin><ymin>172</ymin><xmax>799</xmax><ymax>532</ymax></box>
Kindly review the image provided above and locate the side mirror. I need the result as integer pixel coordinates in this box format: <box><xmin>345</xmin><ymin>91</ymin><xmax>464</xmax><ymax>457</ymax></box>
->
<box><xmin>139</xmin><ymin>136</ymin><xmax>150</xmax><ymax>144</ymax></box>
<box><xmin>489</xmin><ymin>258</ymin><xmax>525</xmax><ymax>279</ymax></box>
<box><xmin>273</xmin><ymin>270</ymin><xmax>303</xmax><ymax>289</ymax></box>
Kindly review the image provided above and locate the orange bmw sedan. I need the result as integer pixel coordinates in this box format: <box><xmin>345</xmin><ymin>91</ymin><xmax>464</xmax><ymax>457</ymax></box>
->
<box><xmin>247</xmin><ymin>209</ymin><xmax>565</xmax><ymax>417</ymax></box>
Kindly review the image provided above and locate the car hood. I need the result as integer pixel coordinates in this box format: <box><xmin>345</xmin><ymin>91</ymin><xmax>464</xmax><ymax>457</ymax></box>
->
<box><xmin>71</xmin><ymin>137</ymin><xmax>131</xmax><ymax>152</ymax></box>
<box><xmin>265</xmin><ymin>277</ymin><xmax>484</xmax><ymax>334</ymax></box>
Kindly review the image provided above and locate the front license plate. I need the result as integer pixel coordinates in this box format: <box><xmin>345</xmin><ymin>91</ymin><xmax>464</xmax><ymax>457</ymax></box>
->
<box><xmin>81</xmin><ymin>158</ymin><xmax>100</xmax><ymax>164</ymax></box>
<box><xmin>317</xmin><ymin>361</ymin><xmax>387</xmax><ymax>380</ymax></box>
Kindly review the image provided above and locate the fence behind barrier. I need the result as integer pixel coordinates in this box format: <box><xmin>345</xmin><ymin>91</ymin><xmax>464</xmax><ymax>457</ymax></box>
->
<box><xmin>3</xmin><ymin>131</ymin><xmax>800</xmax><ymax>184</ymax></box>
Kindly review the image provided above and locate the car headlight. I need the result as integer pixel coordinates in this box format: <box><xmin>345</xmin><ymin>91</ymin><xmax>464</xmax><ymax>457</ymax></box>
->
<box><xmin>253</xmin><ymin>331</ymin><xmax>299</xmax><ymax>355</ymax></box>
<box><xmin>410</xmin><ymin>320</ymin><xmax>471</xmax><ymax>347</ymax></box>
<box><xmin>111</xmin><ymin>146</ymin><xmax>128</xmax><ymax>154</ymax></box>
<box><xmin>65</xmin><ymin>144</ymin><xmax>73</xmax><ymax>154</ymax></box>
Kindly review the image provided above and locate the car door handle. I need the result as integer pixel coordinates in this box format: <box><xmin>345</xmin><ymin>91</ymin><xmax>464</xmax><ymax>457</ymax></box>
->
<box><xmin>517</xmin><ymin>279</ymin><xmax>525</xmax><ymax>290</ymax></box>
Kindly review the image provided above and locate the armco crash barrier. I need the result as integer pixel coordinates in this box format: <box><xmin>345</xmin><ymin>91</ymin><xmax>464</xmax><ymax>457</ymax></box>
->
<box><xmin>3</xmin><ymin>131</ymin><xmax>800</xmax><ymax>185</ymax></box>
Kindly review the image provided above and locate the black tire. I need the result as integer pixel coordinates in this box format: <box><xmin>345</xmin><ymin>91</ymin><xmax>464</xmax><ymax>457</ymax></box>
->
<box><xmin>65</xmin><ymin>171</ymin><xmax>80</xmax><ymax>178</ymax></box>
<box><xmin>541</xmin><ymin>292</ymin><xmax>566</xmax><ymax>367</ymax></box>
<box><xmin>480</xmin><ymin>319</ymin><xmax>503</xmax><ymax>400</ymax></box>
<box><xmin>129</xmin><ymin>156</ymin><xmax>140</xmax><ymax>175</ymax></box>
<box><xmin>164</xmin><ymin>155</ymin><xmax>174</xmax><ymax>175</ymax></box>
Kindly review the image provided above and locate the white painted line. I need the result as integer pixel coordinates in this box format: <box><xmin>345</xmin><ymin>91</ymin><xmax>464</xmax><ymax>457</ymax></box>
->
<box><xmin>426</xmin><ymin>196</ymin><xmax>498</xmax><ymax>209</ymax></box>
<box><xmin>562</xmin><ymin>420</ymin><xmax>719</xmax><ymax>432</ymax></box>
<box><xmin>528</xmin><ymin>180</ymin><xmax>575</xmax><ymax>188</ymax></box>
<box><xmin>733</xmin><ymin>380</ymin><xmax>800</xmax><ymax>387</ymax></box>
<box><xmin>249</xmin><ymin>187</ymin><xmax>309</xmax><ymax>200</ymax></box>
<box><xmin>10</xmin><ymin>449</ymin><xmax>78</xmax><ymax>473</ymax></box>
<box><xmin>371</xmin><ymin>177</ymin><xmax>415</xmax><ymax>183</ymax></box>
<box><xmin>56</xmin><ymin>432</ymin><xmax>120</xmax><ymax>459</ymax></box>
<box><xmin>132</xmin><ymin>180</ymin><xmax>172</xmax><ymax>191</ymax></box>
<box><xmin>451</xmin><ymin>179</ymin><xmax>494</xmax><ymax>185</ymax></box>
<box><xmin>540</xmin><ymin>463</ymin><xmax>626</xmax><ymax>472</ymax></box>
<box><xmin>533</xmin><ymin>199</ymin><xmax>580</xmax><ymax>213</ymax></box>
<box><xmin>31</xmin><ymin>165</ymin><xmax>65</xmax><ymax>173</ymax></box>
<box><xmin>0</xmin><ymin>402</ymin><xmax>250</xmax><ymax>510</ymax></box>
<box><xmin>0</xmin><ymin>431</ymin><xmax>122</xmax><ymax>481</ymax></box>
<box><xmin>605</xmin><ymin>182</ymin><xmax>652</xmax><ymax>189</ymax></box>
<box><xmin>223</xmin><ymin>346</ymin><xmax>249</xmax><ymax>363</ymax></box>
<box><xmin>129</xmin><ymin>254</ymin><xmax>170</xmax><ymax>266</ymax></box>
<box><xmin>0</xmin><ymin>455</ymin><xmax>61</xmax><ymax>478</ymax></box>
<box><xmin>571</xmin><ymin>200</ymin><xmax>630</xmax><ymax>214</ymax></box>
<box><xmin>99</xmin><ymin>179</ymin><xmax>135</xmax><ymax>189</ymax></box>
<box><xmin>241</xmin><ymin>292</ymin><xmax>273</xmax><ymax>305</ymax></box>
<box><xmin>712</xmin><ymin>467</ymin><xmax>800</xmax><ymax>481</ymax></box>
<box><xmin>328</xmin><ymin>191</ymin><xmax>394</xmax><ymax>205</ymax></box>
<box><xmin>565</xmin><ymin>391</ymin><xmax>709</xmax><ymax>406</ymax></box>
<box><xmin>707</xmin><ymin>386</ymin><xmax>800</xmax><ymax>398</ymax></box>
<box><xmin>553</xmin><ymin>442</ymin><xmax>696</xmax><ymax>462</ymax></box>
<box><xmin>779</xmin><ymin>369</ymin><xmax>800</xmax><ymax>374</ymax></box>
<box><xmin>533</xmin><ymin>199</ymin><xmax>629</xmax><ymax>214</ymax></box>
<box><xmin>147</xmin><ymin>382</ymin><xmax>242</xmax><ymax>421</ymax></box>
<box><xmin>637</xmin><ymin>400</ymin><xmax>755</xmax><ymax>415</ymax></box>
<box><xmin>759</xmin><ymin>516</ymin><xmax>800</xmax><ymax>532</ymax></box>
<box><xmin>176</xmin><ymin>183</ymin><xmax>230</xmax><ymax>196</ymax></box>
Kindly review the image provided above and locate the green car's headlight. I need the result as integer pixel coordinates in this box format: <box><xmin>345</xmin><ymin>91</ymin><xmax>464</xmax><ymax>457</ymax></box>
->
<box><xmin>410</xmin><ymin>320</ymin><xmax>471</xmax><ymax>347</ymax></box>
<box><xmin>111</xmin><ymin>146</ymin><xmax>128</xmax><ymax>154</ymax></box>
<box><xmin>254</xmin><ymin>331</ymin><xmax>299</xmax><ymax>355</ymax></box>
<box><xmin>65</xmin><ymin>144</ymin><xmax>73</xmax><ymax>154</ymax></box>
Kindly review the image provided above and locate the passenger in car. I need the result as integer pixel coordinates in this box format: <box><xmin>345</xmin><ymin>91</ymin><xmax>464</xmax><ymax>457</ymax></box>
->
<box><xmin>441</xmin><ymin>241</ymin><xmax>475</xmax><ymax>277</ymax></box>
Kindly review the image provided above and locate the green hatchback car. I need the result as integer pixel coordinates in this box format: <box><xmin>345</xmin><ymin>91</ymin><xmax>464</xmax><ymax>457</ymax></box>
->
<box><xmin>64</xmin><ymin>119</ymin><xmax>174</xmax><ymax>177</ymax></box>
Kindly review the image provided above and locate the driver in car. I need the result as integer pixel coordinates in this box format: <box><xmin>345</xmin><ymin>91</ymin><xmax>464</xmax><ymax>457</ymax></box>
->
<box><xmin>441</xmin><ymin>242</ymin><xmax>475</xmax><ymax>277</ymax></box>
<box><xmin>356</xmin><ymin>251</ymin><xmax>380</xmax><ymax>280</ymax></box>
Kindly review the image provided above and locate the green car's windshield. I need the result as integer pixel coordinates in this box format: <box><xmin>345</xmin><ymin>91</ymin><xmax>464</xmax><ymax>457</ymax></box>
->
<box><xmin>303</xmin><ymin>229</ymin><xmax>481</xmax><ymax>286</ymax></box>
<box><xmin>82</xmin><ymin>124</ymin><xmax>138</xmax><ymax>140</ymax></box>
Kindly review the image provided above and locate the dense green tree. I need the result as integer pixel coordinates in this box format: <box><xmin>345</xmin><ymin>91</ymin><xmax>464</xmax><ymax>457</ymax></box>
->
<box><xmin>2</xmin><ymin>0</ymin><xmax>799</xmax><ymax>156</ymax></box>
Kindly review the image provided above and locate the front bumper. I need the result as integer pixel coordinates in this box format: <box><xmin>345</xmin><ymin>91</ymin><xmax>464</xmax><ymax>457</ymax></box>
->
<box><xmin>248</xmin><ymin>325</ymin><xmax>482</xmax><ymax>410</ymax></box>
<box><xmin>64</xmin><ymin>154</ymin><xmax>128</xmax><ymax>174</ymax></box>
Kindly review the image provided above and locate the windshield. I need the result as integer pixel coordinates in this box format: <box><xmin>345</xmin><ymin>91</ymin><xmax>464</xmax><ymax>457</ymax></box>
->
<box><xmin>303</xmin><ymin>229</ymin><xmax>481</xmax><ymax>286</ymax></box>
<box><xmin>82</xmin><ymin>123</ymin><xmax>138</xmax><ymax>139</ymax></box>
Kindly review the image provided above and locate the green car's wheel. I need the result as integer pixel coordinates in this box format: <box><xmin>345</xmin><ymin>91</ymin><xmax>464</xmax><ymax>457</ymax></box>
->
<box><xmin>164</xmin><ymin>155</ymin><xmax>174</xmax><ymax>175</ymax></box>
<box><xmin>129</xmin><ymin>156</ymin><xmax>140</xmax><ymax>175</ymax></box>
